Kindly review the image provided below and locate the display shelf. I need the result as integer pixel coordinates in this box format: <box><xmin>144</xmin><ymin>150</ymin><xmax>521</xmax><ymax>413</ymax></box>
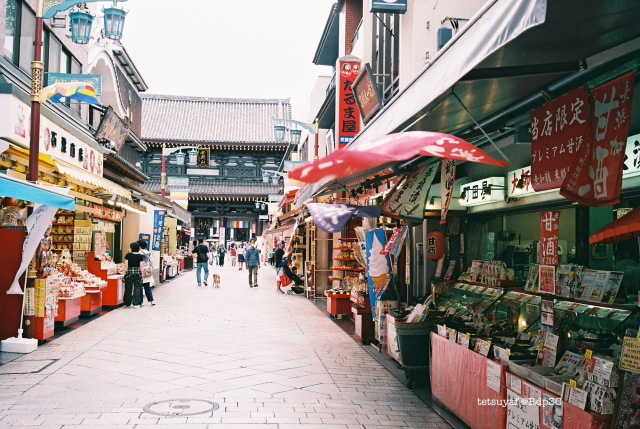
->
<box><xmin>333</xmin><ymin>257</ymin><xmax>357</xmax><ymax>261</ymax></box>
<box><xmin>338</xmin><ymin>237</ymin><xmax>358</xmax><ymax>241</ymax></box>
<box><xmin>333</xmin><ymin>246</ymin><xmax>353</xmax><ymax>250</ymax></box>
<box><xmin>52</xmin><ymin>240</ymin><xmax>73</xmax><ymax>243</ymax></box>
<box><xmin>330</xmin><ymin>267</ymin><xmax>365</xmax><ymax>271</ymax></box>
<box><xmin>514</xmin><ymin>288</ymin><xmax>638</xmax><ymax>311</ymax></box>
<box><xmin>52</xmin><ymin>222</ymin><xmax>74</xmax><ymax>226</ymax></box>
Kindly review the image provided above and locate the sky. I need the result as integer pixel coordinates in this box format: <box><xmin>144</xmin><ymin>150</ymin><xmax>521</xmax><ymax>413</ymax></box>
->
<box><xmin>121</xmin><ymin>0</ymin><xmax>336</xmax><ymax>117</ymax></box>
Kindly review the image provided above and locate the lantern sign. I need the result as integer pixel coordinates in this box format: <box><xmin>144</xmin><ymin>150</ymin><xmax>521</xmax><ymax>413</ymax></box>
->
<box><xmin>426</xmin><ymin>231</ymin><xmax>444</xmax><ymax>260</ymax></box>
<box><xmin>103</xmin><ymin>6</ymin><xmax>127</xmax><ymax>40</ymax></box>
<box><xmin>336</xmin><ymin>56</ymin><xmax>361</xmax><ymax>149</ymax></box>
<box><xmin>69</xmin><ymin>9</ymin><xmax>94</xmax><ymax>44</ymax></box>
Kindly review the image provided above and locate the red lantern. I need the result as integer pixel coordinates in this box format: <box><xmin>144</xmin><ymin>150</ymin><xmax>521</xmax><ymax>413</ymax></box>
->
<box><xmin>426</xmin><ymin>230</ymin><xmax>444</xmax><ymax>260</ymax></box>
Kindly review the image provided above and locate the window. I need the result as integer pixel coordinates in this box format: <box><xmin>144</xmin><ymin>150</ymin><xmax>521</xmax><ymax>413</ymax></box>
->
<box><xmin>70</xmin><ymin>58</ymin><xmax>82</xmax><ymax>115</ymax></box>
<box><xmin>47</xmin><ymin>35</ymin><xmax>61</xmax><ymax>73</ymax></box>
<box><xmin>4</xmin><ymin>0</ymin><xmax>18</xmax><ymax>61</ymax></box>
<box><xmin>18</xmin><ymin>2</ymin><xmax>35</xmax><ymax>71</ymax></box>
<box><xmin>371</xmin><ymin>12</ymin><xmax>399</xmax><ymax>102</ymax></box>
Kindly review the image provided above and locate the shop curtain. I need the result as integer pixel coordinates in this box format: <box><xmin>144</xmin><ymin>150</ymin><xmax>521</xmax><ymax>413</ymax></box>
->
<box><xmin>466</xmin><ymin>221</ymin><xmax>488</xmax><ymax>264</ymax></box>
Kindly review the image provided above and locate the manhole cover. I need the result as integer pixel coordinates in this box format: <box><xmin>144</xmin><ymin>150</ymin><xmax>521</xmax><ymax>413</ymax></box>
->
<box><xmin>0</xmin><ymin>359</ymin><xmax>57</xmax><ymax>374</ymax></box>
<box><xmin>143</xmin><ymin>399</ymin><xmax>219</xmax><ymax>417</ymax></box>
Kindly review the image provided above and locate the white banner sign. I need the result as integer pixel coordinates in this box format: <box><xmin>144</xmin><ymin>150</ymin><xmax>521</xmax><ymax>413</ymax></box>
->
<box><xmin>440</xmin><ymin>159</ymin><xmax>456</xmax><ymax>224</ymax></box>
<box><xmin>459</xmin><ymin>177</ymin><xmax>505</xmax><ymax>206</ymax></box>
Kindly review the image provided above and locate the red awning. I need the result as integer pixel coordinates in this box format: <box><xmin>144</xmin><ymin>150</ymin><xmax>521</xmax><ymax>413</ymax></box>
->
<box><xmin>288</xmin><ymin>131</ymin><xmax>508</xmax><ymax>184</ymax></box>
<box><xmin>589</xmin><ymin>207</ymin><xmax>640</xmax><ymax>245</ymax></box>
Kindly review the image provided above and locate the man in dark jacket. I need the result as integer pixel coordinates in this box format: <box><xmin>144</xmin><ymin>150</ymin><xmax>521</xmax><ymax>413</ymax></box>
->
<box><xmin>245</xmin><ymin>238</ymin><xmax>260</xmax><ymax>288</ymax></box>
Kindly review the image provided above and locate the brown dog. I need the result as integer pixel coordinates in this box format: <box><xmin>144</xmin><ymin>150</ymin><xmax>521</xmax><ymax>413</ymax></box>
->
<box><xmin>212</xmin><ymin>274</ymin><xmax>221</xmax><ymax>288</ymax></box>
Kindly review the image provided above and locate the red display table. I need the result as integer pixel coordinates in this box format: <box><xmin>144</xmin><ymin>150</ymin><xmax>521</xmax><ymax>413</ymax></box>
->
<box><xmin>80</xmin><ymin>290</ymin><xmax>103</xmax><ymax>316</ymax></box>
<box><xmin>431</xmin><ymin>332</ymin><xmax>508</xmax><ymax>429</ymax></box>
<box><xmin>507</xmin><ymin>372</ymin><xmax>611</xmax><ymax>429</ymax></box>
<box><xmin>325</xmin><ymin>292</ymin><xmax>351</xmax><ymax>316</ymax></box>
<box><xmin>32</xmin><ymin>314</ymin><xmax>54</xmax><ymax>341</ymax></box>
<box><xmin>87</xmin><ymin>252</ymin><xmax>123</xmax><ymax>307</ymax></box>
<box><xmin>0</xmin><ymin>228</ymin><xmax>27</xmax><ymax>341</ymax></box>
<box><xmin>55</xmin><ymin>295</ymin><xmax>83</xmax><ymax>326</ymax></box>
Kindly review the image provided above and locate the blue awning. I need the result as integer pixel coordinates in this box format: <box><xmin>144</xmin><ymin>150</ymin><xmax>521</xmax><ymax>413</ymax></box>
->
<box><xmin>0</xmin><ymin>174</ymin><xmax>75</xmax><ymax>210</ymax></box>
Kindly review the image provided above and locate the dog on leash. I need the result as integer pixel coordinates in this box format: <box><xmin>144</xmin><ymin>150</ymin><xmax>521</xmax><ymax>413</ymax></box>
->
<box><xmin>212</xmin><ymin>274</ymin><xmax>221</xmax><ymax>288</ymax></box>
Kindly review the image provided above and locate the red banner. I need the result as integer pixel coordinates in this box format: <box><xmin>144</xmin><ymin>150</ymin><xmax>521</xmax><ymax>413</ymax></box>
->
<box><xmin>530</xmin><ymin>87</ymin><xmax>589</xmax><ymax>191</ymax></box>
<box><xmin>89</xmin><ymin>203</ymin><xmax>124</xmax><ymax>222</ymax></box>
<box><xmin>561</xmin><ymin>72</ymin><xmax>635</xmax><ymax>206</ymax></box>
<box><xmin>337</xmin><ymin>59</ymin><xmax>361</xmax><ymax>149</ymax></box>
<box><xmin>440</xmin><ymin>159</ymin><xmax>456</xmax><ymax>224</ymax></box>
<box><xmin>539</xmin><ymin>211</ymin><xmax>560</xmax><ymax>265</ymax></box>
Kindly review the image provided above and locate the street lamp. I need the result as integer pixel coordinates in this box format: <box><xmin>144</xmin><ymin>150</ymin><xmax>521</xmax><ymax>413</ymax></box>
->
<box><xmin>272</xmin><ymin>117</ymin><xmax>319</xmax><ymax>160</ymax></box>
<box><xmin>161</xmin><ymin>145</ymin><xmax>199</xmax><ymax>197</ymax></box>
<box><xmin>255</xmin><ymin>201</ymin><xmax>268</xmax><ymax>210</ymax></box>
<box><xmin>28</xmin><ymin>0</ymin><xmax>129</xmax><ymax>183</ymax></box>
<box><xmin>262</xmin><ymin>169</ymin><xmax>286</xmax><ymax>186</ymax></box>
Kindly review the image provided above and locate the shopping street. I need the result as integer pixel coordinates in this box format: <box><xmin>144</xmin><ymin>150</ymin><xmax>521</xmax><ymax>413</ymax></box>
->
<box><xmin>0</xmin><ymin>264</ymin><xmax>451</xmax><ymax>429</ymax></box>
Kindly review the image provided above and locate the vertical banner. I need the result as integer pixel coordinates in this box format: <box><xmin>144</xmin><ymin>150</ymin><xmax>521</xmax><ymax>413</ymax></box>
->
<box><xmin>539</xmin><ymin>211</ymin><xmax>560</xmax><ymax>265</ymax></box>
<box><xmin>365</xmin><ymin>228</ymin><xmax>392</xmax><ymax>316</ymax></box>
<box><xmin>167</xmin><ymin>176</ymin><xmax>189</xmax><ymax>210</ymax></box>
<box><xmin>561</xmin><ymin>72</ymin><xmax>635</xmax><ymax>206</ymax></box>
<box><xmin>440</xmin><ymin>159</ymin><xmax>456</xmax><ymax>224</ymax></box>
<box><xmin>381</xmin><ymin>163</ymin><xmax>439</xmax><ymax>222</ymax></box>
<box><xmin>8</xmin><ymin>202</ymin><xmax>66</xmax><ymax>294</ymax></box>
<box><xmin>284</xmin><ymin>219</ymin><xmax>299</xmax><ymax>255</ymax></box>
<box><xmin>151</xmin><ymin>210</ymin><xmax>166</xmax><ymax>251</ymax></box>
<box><xmin>530</xmin><ymin>87</ymin><xmax>589</xmax><ymax>191</ymax></box>
<box><xmin>337</xmin><ymin>57</ymin><xmax>361</xmax><ymax>149</ymax></box>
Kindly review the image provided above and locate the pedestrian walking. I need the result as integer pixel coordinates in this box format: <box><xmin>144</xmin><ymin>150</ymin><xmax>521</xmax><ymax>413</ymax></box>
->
<box><xmin>274</xmin><ymin>242</ymin><xmax>285</xmax><ymax>294</ymax></box>
<box><xmin>137</xmin><ymin>239</ymin><xmax>155</xmax><ymax>306</ymax></box>
<box><xmin>124</xmin><ymin>242</ymin><xmax>144</xmax><ymax>307</ymax></box>
<box><xmin>217</xmin><ymin>244</ymin><xmax>226</xmax><ymax>267</ymax></box>
<box><xmin>237</xmin><ymin>244</ymin><xmax>245</xmax><ymax>270</ymax></box>
<box><xmin>245</xmin><ymin>239</ymin><xmax>260</xmax><ymax>287</ymax></box>
<box><xmin>210</xmin><ymin>243</ymin><xmax>219</xmax><ymax>266</ymax></box>
<box><xmin>230</xmin><ymin>244</ymin><xmax>237</xmax><ymax>266</ymax></box>
<box><xmin>192</xmin><ymin>239</ymin><xmax>211</xmax><ymax>286</ymax></box>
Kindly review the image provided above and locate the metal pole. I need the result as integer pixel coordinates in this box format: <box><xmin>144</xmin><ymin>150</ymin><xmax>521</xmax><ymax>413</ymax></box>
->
<box><xmin>313</xmin><ymin>118</ymin><xmax>319</xmax><ymax>160</ymax></box>
<box><xmin>28</xmin><ymin>0</ymin><xmax>45</xmax><ymax>183</ymax></box>
<box><xmin>161</xmin><ymin>144</ymin><xmax>166</xmax><ymax>197</ymax></box>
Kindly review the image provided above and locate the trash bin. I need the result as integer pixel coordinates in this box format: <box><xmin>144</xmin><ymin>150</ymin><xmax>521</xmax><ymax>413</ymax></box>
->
<box><xmin>395</xmin><ymin>321</ymin><xmax>431</xmax><ymax>367</ymax></box>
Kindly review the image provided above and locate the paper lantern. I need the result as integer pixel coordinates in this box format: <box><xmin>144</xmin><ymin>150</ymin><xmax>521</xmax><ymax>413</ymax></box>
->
<box><xmin>426</xmin><ymin>230</ymin><xmax>444</xmax><ymax>260</ymax></box>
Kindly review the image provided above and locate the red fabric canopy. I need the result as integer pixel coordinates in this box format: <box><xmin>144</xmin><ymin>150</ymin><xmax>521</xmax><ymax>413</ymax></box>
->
<box><xmin>589</xmin><ymin>206</ymin><xmax>640</xmax><ymax>244</ymax></box>
<box><xmin>288</xmin><ymin>131</ymin><xmax>508</xmax><ymax>183</ymax></box>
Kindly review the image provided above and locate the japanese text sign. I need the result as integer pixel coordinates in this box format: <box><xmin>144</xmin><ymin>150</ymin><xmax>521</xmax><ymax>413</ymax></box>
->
<box><xmin>561</xmin><ymin>72</ymin><xmax>635</xmax><ymax>206</ymax></box>
<box><xmin>539</xmin><ymin>210</ymin><xmax>560</xmax><ymax>265</ymax></box>
<box><xmin>539</xmin><ymin>265</ymin><xmax>556</xmax><ymax>295</ymax></box>
<box><xmin>152</xmin><ymin>210</ymin><xmax>166</xmax><ymax>251</ymax></box>
<box><xmin>382</xmin><ymin>163</ymin><xmax>438</xmax><ymax>222</ymax></box>
<box><xmin>440</xmin><ymin>159</ymin><xmax>456</xmax><ymax>224</ymax></box>
<box><xmin>426</xmin><ymin>231</ymin><xmax>444</xmax><ymax>260</ymax></box>
<box><xmin>530</xmin><ymin>87</ymin><xmax>589</xmax><ymax>191</ymax></box>
<box><xmin>458</xmin><ymin>177</ymin><xmax>505</xmax><ymax>206</ymax></box>
<box><xmin>507</xmin><ymin>166</ymin><xmax>534</xmax><ymax>198</ymax></box>
<box><xmin>337</xmin><ymin>58</ymin><xmax>361</xmax><ymax>148</ymax></box>
<box><xmin>89</xmin><ymin>203</ymin><xmax>124</xmax><ymax>222</ymax></box>
<box><xmin>381</xmin><ymin>225</ymin><xmax>408</xmax><ymax>256</ymax></box>
<box><xmin>353</xmin><ymin>63</ymin><xmax>383</xmax><ymax>124</ymax></box>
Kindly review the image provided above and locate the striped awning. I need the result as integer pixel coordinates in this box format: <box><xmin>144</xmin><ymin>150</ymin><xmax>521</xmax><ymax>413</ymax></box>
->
<box><xmin>54</xmin><ymin>160</ymin><xmax>131</xmax><ymax>199</ymax></box>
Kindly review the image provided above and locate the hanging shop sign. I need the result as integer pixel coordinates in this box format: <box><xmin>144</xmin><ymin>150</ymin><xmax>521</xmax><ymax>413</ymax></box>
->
<box><xmin>94</xmin><ymin>106</ymin><xmax>129</xmax><ymax>152</ymax></box>
<box><xmin>459</xmin><ymin>177</ymin><xmax>505</xmax><ymax>206</ymax></box>
<box><xmin>352</xmin><ymin>63</ymin><xmax>383</xmax><ymax>124</ymax></box>
<box><xmin>365</xmin><ymin>228</ymin><xmax>392</xmax><ymax>314</ymax></box>
<box><xmin>507</xmin><ymin>165</ymin><xmax>535</xmax><ymax>198</ymax></box>
<box><xmin>561</xmin><ymin>72</ymin><xmax>635</xmax><ymax>206</ymax></box>
<box><xmin>530</xmin><ymin>87</ymin><xmax>589</xmax><ymax>192</ymax></box>
<box><xmin>382</xmin><ymin>163</ymin><xmax>439</xmax><ymax>222</ymax></box>
<box><xmin>540</xmin><ymin>210</ymin><xmax>560</xmax><ymax>266</ymax></box>
<box><xmin>426</xmin><ymin>230</ymin><xmax>445</xmax><ymax>260</ymax></box>
<box><xmin>336</xmin><ymin>57</ymin><xmax>361</xmax><ymax>149</ymax></box>
<box><xmin>48</xmin><ymin>73</ymin><xmax>102</xmax><ymax>96</ymax></box>
<box><xmin>167</xmin><ymin>176</ymin><xmax>189</xmax><ymax>210</ymax></box>
<box><xmin>623</xmin><ymin>133</ymin><xmax>640</xmax><ymax>177</ymax></box>
<box><xmin>371</xmin><ymin>0</ymin><xmax>407</xmax><ymax>14</ymax></box>
<box><xmin>440</xmin><ymin>159</ymin><xmax>456</xmax><ymax>224</ymax></box>
<box><xmin>306</xmin><ymin>203</ymin><xmax>381</xmax><ymax>234</ymax></box>
<box><xmin>152</xmin><ymin>210</ymin><xmax>166</xmax><ymax>251</ymax></box>
<box><xmin>196</xmin><ymin>147</ymin><xmax>210</xmax><ymax>167</ymax></box>
<box><xmin>138</xmin><ymin>233</ymin><xmax>151</xmax><ymax>248</ymax></box>
<box><xmin>381</xmin><ymin>225</ymin><xmax>408</xmax><ymax>256</ymax></box>
<box><xmin>88</xmin><ymin>203</ymin><xmax>124</xmax><ymax>222</ymax></box>
<box><xmin>0</xmin><ymin>95</ymin><xmax>104</xmax><ymax>175</ymax></box>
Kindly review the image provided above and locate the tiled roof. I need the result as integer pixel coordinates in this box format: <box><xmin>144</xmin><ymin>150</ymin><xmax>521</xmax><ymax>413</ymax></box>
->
<box><xmin>141</xmin><ymin>94</ymin><xmax>292</xmax><ymax>143</ymax></box>
<box><xmin>141</xmin><ymin>178</ymin><xmax>280</xmax><ymax>197</ymax></box>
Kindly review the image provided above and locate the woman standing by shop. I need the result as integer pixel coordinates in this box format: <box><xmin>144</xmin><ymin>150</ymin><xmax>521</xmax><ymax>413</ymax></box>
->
<box><xmin>137</xmin><ymin>239</ymin><xmax>155</xmax><ymax>306</ymax></box>
<box><xmin>124</xmin><ymin>242</ymin><xmax>144</xmax><ymax>308</ymax></box>
<box><xmin>237</xmin><ymin>243</ymin><xmax>245</xmax><ymax>270</ymax></box>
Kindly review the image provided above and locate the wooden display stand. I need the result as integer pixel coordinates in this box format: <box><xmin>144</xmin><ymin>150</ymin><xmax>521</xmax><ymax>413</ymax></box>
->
<box><xmin>55</xmin><ymin>295</ymin><xmax>82</xmax><ymax>327</ymax></box>
<box><xmin>87</xmin><ymin>252</ymin><xmax>123</xmax><ymax>307</ymax></box>
<box><xmin>80</xmin><ymin>290</ymin><xmax>103</xmax><ymax>316</ymax></box>
<box><xmin>325</xmin><ymin>292</ymin><xmax>352</xmax><ymax>317</ymax></box>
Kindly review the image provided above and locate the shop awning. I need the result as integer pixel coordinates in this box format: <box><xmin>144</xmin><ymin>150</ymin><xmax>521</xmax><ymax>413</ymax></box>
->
<box><xmin>0</xmin><ymin>173</ymin><xmax>75</xmax><ymax>210</ymax></box>
<box><xmin>589</xmin><ymin>207</ymin><xmax>640</xmax><ymax>245</ymax></box>
<box><xmin>54</xmin><ymin>160</ymin><xmax>131</xmax><ymax>200</ymax></box>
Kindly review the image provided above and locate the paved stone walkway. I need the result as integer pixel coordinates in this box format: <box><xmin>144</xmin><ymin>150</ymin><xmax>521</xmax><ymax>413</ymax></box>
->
<box><xmin>0</xmin><ymin>259</ymin><xmax>451</xmax><ymax>428</ymax></box>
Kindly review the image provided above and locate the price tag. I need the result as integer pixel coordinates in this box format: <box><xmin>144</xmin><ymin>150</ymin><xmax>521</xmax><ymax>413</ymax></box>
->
<box><xmin>569</xmin><ymin>379</ymin><xmax>577</xmax><ymax>389</ymax></box>
<box><xmin>585</xmin><ymin>349</ymin><xmax>593</xmax><ymax>359</ymax></box>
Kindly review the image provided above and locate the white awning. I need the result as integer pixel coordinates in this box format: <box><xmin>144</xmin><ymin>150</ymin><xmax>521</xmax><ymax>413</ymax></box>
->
<box><xmin>54</xmin><ymin>160</ymin><xmax>131</xmax><ymax>199</ymax></box>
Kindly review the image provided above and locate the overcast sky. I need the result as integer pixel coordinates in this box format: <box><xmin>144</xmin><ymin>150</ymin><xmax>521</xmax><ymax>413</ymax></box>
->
<box><xmin>122</xmin><ymin>0</ymin><xmax>336</xmax><ymax>117</ymax></box>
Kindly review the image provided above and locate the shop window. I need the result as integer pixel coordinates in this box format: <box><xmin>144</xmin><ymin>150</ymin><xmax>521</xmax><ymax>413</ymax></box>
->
<box><xmin>47</xmin><ymin>35</ymin><xmax>61</xmax><ymax>73</ymax></box>
<box><xmin>18</xmin><ymin>2</ymin><xmax>35</xmax><ymax>72</ymax></box>
<box><xmin>4</xmin><ymin>0</ymin><xmax>18</xmax><ymax>62</ymax></box>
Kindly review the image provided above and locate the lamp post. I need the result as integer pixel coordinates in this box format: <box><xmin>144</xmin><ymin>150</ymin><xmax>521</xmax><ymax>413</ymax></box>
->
<box><xmin>161</xmin><ymin>145</ymin><xmax>199</xmax><ymax>197</ymax></box>
<box><xmin>272</xmin><ymin>117</ymin><xmax>319</xmax><ymax>161</ymax></box>
<box><xmin>28</xmin><ymin>0</ymin><xmax>128</xmax><ymax>182</ymax></box>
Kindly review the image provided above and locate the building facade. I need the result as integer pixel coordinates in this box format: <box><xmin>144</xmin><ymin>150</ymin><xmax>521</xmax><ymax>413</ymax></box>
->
<box><xmin>140</xmin><ymin>95</ymin><xmax>290</xmax><ymax>243</ymax></box>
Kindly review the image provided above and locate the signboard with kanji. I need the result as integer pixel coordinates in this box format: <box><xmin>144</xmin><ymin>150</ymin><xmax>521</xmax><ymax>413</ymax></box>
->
<box><xmin>539</xmin><ymin>211</ymin><xmax>560</xmax><ymax>266</ymax></box>
<box><xmin>336</xmin><ymin>57</ymin><xmax>361</xmax><ymax>149</ymax></box>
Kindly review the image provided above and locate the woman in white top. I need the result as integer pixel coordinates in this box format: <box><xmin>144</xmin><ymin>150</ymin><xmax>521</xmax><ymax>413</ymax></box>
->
<box><xmin>137</xmin><ymin>239</ymin><xmax>155</xmax><ymax>306</ymax></box>
<box><xmin>236</xmin><ymin>244</ymin><xmax>245</xmax><ymax>270</ymax></box>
